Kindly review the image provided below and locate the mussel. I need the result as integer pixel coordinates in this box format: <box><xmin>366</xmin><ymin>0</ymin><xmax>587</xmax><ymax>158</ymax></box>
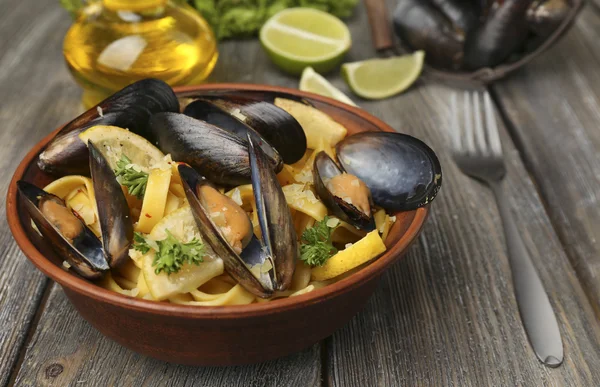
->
<box><xmin>150</xmin><ymin>112</ymin><xmax>283</xmax><ymax>186</ymax></box>
<box><xmin>336</xmin><ymin>132</ymin><xmax>442</xmax><ymax>212</ymax></box>
<box><xmin>313</xmin><ymin>152</ymin><xmax>375</xmax><ymax>231</ymax></box>
<box><xmin>183</xmin><ymin>99</ymin><xmax>283</xmax><ymax>171</ymax></box>
<box><xmin>527</xmin><ymin>0</ymin><xmax>571</xmax><ymax>39</ymax></box>
<box><xmin>17</xmin><ymin>181</ymin><xmax>109</xmax><ymax>279</ymax></box>
<box><xmin>393</xmin><ymin>0</ymin><xmax>467</xmax><ymax>70</ymax></box>
<box><xmin>463</xmin><ymin>0</ymin><xmax>535</xmax><ymax>70</ymax></box>
<box><xmin>88</xmin><ymin>141</ymin><xmax>133</xmax><ymax>268</ymax></box>
<box><xmin>38</xmin><ymin>79</ymin><xmax>179</xmax><ymax>176</ymax></box>
<box><xmin>198</xmin><ymin>94</ymin><xmax>308</xmax><ymax>164</ymax></box>
<box><xmin>179</xmin><ymin>135</ymin><xmax>297</xmax><ymax>297</ymax></box>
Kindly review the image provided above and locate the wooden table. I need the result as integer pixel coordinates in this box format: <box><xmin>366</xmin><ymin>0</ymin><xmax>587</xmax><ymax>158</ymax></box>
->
<box><xmin>2</xmin><ymin>0</ymin><xmax>600</xmax><ymax>385</ymax></box>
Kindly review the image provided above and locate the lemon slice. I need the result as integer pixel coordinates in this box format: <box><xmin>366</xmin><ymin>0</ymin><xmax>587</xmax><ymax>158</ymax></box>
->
<box><xmin>79</xmin><ymin>125</ymin><xmax>165</xmax><ymax>170</ymax></box>
<box><xmin>311</xmin><ymin>230</ymin><xmax>386</xmax><ymax>281</ymax></box>
<box><xmin>299</xmin><ymin>67</ymin><xmax>357</xmax><ymax>106</ymax></box>
<box><xmin>260</xmin><ymin>8</ymin><xmax>351</xmax><ymax>75</ymax></box>
<box><xmin>341</xmin><ymin>51</ymin><xmax>425</xmax><ymax>100</ymax></box>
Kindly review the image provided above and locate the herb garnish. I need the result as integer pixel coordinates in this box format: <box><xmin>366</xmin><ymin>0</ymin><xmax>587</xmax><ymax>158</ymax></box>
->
<box><xmin>300</xmin><ymin>217</ymin><xmax>338</xmax><ymax>267</ymax></box>
<box><xmin>114</xmin><ymin>155</ymin><xmax>148</xmax><ymax>199</ymax></box>
<box><xmin>134</xmin><ymin>230</ymin><xmax>205</xmax><ymax>275</ymax></box>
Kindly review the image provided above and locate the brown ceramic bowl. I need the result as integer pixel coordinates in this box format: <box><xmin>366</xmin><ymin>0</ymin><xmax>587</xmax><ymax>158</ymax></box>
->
<box><xmin>7</xmin><ymin>84</ymin><xmax>430</xmax><ymax>366</ymax></box>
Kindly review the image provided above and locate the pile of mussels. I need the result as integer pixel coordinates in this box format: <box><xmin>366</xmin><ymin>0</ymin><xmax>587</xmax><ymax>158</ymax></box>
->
<box><xmin>19</xmin><ymin>79</ymin><xmax>441</xmax><ymax>297</ymax></box>
<box><xmin>394</xmin><ymin>0</ymin><xmax>579</xmax><ymax>71</ymax></box>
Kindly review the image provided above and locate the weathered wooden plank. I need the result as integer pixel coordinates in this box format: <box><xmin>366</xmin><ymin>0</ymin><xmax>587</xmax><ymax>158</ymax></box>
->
<box><xmin>326</xmin><ymin>3</ymin><xmax>600</xmax><ymax>386</ymax></box>
<box><xmin>14</xmin><ymin>283</ymin><xmax>321</xmax><ymax>387</ymax></box>
<box><xmin>492</xmin><ymin>4</ymin><xmax>600</xmax><ymax>315</ymax></box>
<box><xmin>0</xmin><ymin>0</ymin><xmax>83</xmax><ymax>384</ymax></box>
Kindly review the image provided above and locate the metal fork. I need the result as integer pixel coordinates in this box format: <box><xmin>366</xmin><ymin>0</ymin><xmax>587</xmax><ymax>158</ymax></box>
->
<box><xmin>451</xmin><ymin>90</ymin><xmax>563</xmax><ymax>368</ymax></box>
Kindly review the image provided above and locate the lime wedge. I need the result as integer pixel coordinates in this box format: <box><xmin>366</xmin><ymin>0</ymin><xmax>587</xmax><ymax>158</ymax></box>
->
<box><xmin>341</xmin><ymin>51</ymin><xmax>425</xmax><ymax>100</ymax></box>
<box><xmin>260</xmin><ymin>8</ymin><xmax>351</xmax><ymax>75</ymax></box>
<box><xmin>299</xmin><ymin>67</ymin><xmax>357</xmax><ymax>106</ymax></box>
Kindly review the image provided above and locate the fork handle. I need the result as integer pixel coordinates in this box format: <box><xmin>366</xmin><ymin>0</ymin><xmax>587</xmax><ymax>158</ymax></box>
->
<box><xmin>491</xmin><ymin>181</ymin><xmax>563</xmax><ymax>368</ymax></box>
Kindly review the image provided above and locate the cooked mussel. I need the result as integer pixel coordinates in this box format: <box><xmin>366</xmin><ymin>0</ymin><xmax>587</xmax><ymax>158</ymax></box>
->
<box><xmin>463</xmin><ymin>0</ymin><xmax>535</xmax><ymax>70</ymax></box>
<box><xmin>336</xmin><ymin>132</ymin><xmax>442</xmax><ymax>212</ymax></box>
<box><xmin>183</xmin><ymin>99</ymin><xmax>283</xmax><ymax>171</ymax></box>
<box><xmin>527</xmin><ymin>0</ymin><xmax>571</xmax><ymax>38</ymax></box>
<box><xmin>313</xmin><ymin>152</ymin><xmax>375</xmax><ymax>231</ymax></box>
<box><xmin>88</xmin><ymin>141</ymin><xmax>133</xmax><ymax>269</ymax></box>
<box><xmin>17</xmin><ymin>181</ymin><xmax>109</xmax><ymax>279</ymax></box>
<box><xmin>179</xmin><ymin>134</ymin><xmax>297</xmax><ymax>297</ymax></box>
<box><xmin>38</xmin><ymin>79</ymin><xmax>179</xmax><ymax>176</ymax></box>
<box><xmin>199</xmin><ymin>94</ymin><xmax>307</xmax><ymax>164</ymax></box>
<box><xmin>393</xmin><ymin>0</ymin><xmax>467</xmax><ymax>70</ymax></box>
<box><xmin>150</xmin><ymin>112</ymin><xmax>270</xmax><ymax>186</ymax></box>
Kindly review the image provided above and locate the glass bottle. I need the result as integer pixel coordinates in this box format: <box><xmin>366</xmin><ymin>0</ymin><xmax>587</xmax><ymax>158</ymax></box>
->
<box><xmin>63</xmin><ymin>0</ymin><xmax>218</xmax><ymax>108</ymax></box>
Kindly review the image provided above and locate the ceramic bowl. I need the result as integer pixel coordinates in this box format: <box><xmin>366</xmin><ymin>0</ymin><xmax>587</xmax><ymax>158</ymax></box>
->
<box><xmin>7</xmin><ymin>84</ymin><xmax>430</xmax><ymax>366</ymax></box>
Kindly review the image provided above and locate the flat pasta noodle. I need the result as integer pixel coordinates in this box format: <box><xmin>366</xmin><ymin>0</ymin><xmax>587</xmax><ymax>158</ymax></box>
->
<box><xmin>136</xmin><ymin>167</ymin><xmax>172</xmax><ymax>233</ymax></box>
<box><xmin>172</xmin><ymin>284</ymin><xmax>256</xmax><ymax>306</ymax></box>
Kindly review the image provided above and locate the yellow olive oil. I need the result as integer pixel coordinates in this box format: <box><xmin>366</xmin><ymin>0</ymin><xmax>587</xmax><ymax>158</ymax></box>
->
<box><xmin>63</xmin><ymin>0</ymin><xmax>218</xmax><ymax>108</ymax></box>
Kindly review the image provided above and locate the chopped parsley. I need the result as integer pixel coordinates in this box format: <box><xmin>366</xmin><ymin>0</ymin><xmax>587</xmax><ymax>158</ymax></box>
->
<box><xmin>133</xmin><ymin>230</ymin><xmax>205</xmax><ymax>275</ymax></box>
<box><xmin>300</xmin><ymin>217</ymin><xmax>338</xmax><ymax>267</ymax></box>
<box><xmin>114</xmin><ymin>155</ymin><xmax>148</xmax><ymax>199</ymax></box>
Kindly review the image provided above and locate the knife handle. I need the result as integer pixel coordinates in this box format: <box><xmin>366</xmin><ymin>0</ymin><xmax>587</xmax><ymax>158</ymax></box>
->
<box><xmin>363</xmin><ymin>0</ymin><xmax>394</xmax><ymax>51</ymax></box>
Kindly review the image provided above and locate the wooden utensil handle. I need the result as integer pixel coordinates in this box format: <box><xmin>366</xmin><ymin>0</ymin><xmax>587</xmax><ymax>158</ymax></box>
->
<box><xmin>363</xmin><ymin>0</ymin><xmax>394</xmax><ymax>51</ymax></box>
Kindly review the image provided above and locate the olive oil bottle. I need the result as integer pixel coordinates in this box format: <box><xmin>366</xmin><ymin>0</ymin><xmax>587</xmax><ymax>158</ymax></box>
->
<box><xmin>63</xmin><ymin>0</ymin><xmax>218</xmax><ymax>108</ymax></box>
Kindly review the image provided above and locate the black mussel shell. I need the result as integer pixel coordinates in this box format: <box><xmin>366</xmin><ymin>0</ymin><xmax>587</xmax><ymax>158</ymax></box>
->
<box><xmin>183</xmin><ymin>99</ymin><xmax>283</xmax><ymax>171</ymax></box>
<box><xmin>430</xmin><ymin>0</ymin><xmax>480</xmax><ymax>32</ymax></box>
<box><xmin>336</xmin><ymin>132</ymin><xmax>442</xmax><ymax>212</ymax></box>
<box><xmin>248</xmin><ymin>134</ymin><xmax>297</xmax><ymax>291</ymax></box>
<box><xmin>17</xmin><ymin>181</ymin><xmax>109</xmax><ymax>279</ymax></box>
<box><xmin>178</xmin><ymin>164</ymin><xmax>274</xmax><ymax>298</ymax></box>
<box><xmin>393</xmin><ymin>0</ymin><xmax>465</xmax><ymax>70</ymax></box>
<box><xmin>177</xmin><ymin>89</ymin><xmax>313</xmax><ymax>106</ymax></box>
<box><xmin>527</xmin><ymin>0</ymin><xmax>571</xmax><ymax>39</ymax></box>
<box><xmin>38</xmin><ymin>79</ymin><xmax>179</xmax><ymax>176</ymax></box>
<box><xmin>149</xmin><ymin>112</ymin><xmax>253</xmax><ymax>186</ymax></box>
<box><xmin>88</xmin><ymin>141</ymin><xmax>133</xmax><ymax>269</ymax></box>
<box><xmin>200</xmin><ymin>95</ymin><xmax>307</xmax><ymax>164</ymax></box>
<box><xmin>463</xmin><ymin>0</ymin><xmax>535</xmax><ymax>70</ymax></box>
<box><xmin>313</xmin><ymin>152</ymin><xmax>375</xmax><ymax>231</ymax></box>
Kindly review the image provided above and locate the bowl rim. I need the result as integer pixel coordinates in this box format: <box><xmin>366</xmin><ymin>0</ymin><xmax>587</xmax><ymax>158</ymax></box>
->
<box><xmin>6</xmin><ymin>83</ymin><xmax>428</xmax><ymax>319</ymax></box>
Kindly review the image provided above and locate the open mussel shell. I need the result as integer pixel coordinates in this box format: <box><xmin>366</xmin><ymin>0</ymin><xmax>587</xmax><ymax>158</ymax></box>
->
<box><xmin>248</xmin><ymin>134</ymin><xmax>297</xmax><ymax>291</ymax></box>
<box><xmin>178</xmin><ymin>164</ymin><xmax>275</xmax><ymax>298</ymax></box>
<box><xmin>38</xmin><ymin>78</ymin><xmax>179</xmax><ymax>176</ymax></box>
<box><xmin>183</xmin><ymin>99</ymin><xmax>283</xmax><ymax>171</ymax></box>
<box><xmin>150</xmin><ymin>112</ymin><xmax>255</xmax><ymax>186</ymax></box>
<box><xmin>88</xmin><ymin>141</ymin><xmax>133</xmax><ymax>269</ymax></box>
<box><xmin>178</xmin><ymin>89</ymin><xmax>313</xmax><ymax>107</ymax></box>
<box><xmin>336</xmin><ymin>132</ymin><xmax>442</xmax><ymax>212</ymax></box>
<box><xmin>313</xmin><ymin>152</ymin><xmax>375</xmax><ymax>231</ymax></box>
<box><xmin>199</xmin><ymin>94</ymin><xmax>307</xmax><ymax>164</ymax></box>
<box><xmin>17</xmin><ymin>181</ymin><xmax>109</xmax><ymax>279</ymax></box>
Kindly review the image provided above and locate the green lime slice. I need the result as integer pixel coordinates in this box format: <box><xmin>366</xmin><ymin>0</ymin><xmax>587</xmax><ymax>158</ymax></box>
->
<box><xmin>260</xmin><ymin>8</ymin><xmax>351</xmax><ymax>75</ymax></box>
<box><xmin>299</xmin><ymin>67</ymin><xmax>357</xmax><ymax>106</ymax></box>
<box><xmin>342</xmin><ymin>51</ymin><xmax>425</xmax><ymax>100</ymax></box>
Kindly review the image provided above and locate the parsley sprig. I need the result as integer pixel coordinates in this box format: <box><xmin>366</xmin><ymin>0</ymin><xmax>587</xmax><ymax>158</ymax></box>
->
<box><xmin>114</xmin><ymin>155</ymin><xmax>148</xmax><ymax>199</ymax></box>
<box><xmin>300</xmin><ymin>217</ymin><xmax>338</xmax><ymax>267</ymax></box>
<box><xmin>134</xmin><ymin>230</ymin><xmax>205</xmax><ymax>275</ymax></box>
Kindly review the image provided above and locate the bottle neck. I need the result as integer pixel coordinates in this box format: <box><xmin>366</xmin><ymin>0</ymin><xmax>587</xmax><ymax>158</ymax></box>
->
<box><xmin>103</xmin><ymin>0</ymin><xmax>167</xmax><ymax>12</ymax></box>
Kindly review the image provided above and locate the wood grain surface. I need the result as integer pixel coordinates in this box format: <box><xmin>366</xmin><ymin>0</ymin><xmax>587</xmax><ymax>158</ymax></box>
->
<box><xmin>0</xmin><ymin>0</ymin><xmax>82</xmax><ymax>384</ymax></box>
<box><xmin>2</xmin><ymin>0</ymin><xmax>600</xmax><ymax>386</ymax></box>
<box><xmin>492</xmin><ymin>4</ymin><xmax>600</xmax><ymax>316</ymax></box>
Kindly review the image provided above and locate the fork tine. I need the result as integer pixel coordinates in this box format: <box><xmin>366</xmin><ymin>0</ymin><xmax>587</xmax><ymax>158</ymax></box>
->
<box><xmin>463</xmin><ymin>91</ymin><xmax>475</xmax><ymax>154</ymax></box>
<box><xmin>484</xmin><ymin>91</ymin><xmax>503</xmax><ymax>155</ymax></box>
<box><xmin>473</xmin><ymin>91</ymin><xmax>487</xmax><ymax>152</ymax></box>
<box><xmin>451</xmin><ymin>92</ymin><xmax>462</xmax><ymax>151</ymax></box>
